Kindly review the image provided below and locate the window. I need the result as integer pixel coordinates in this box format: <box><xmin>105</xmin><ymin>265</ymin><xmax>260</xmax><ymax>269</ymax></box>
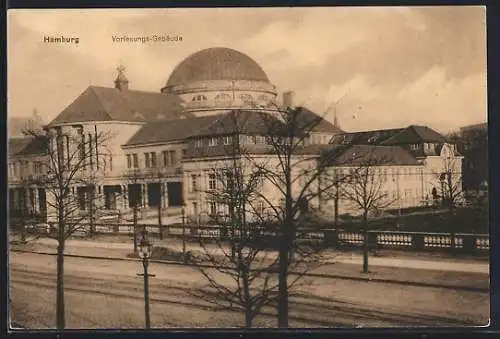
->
<box><xmin>144</xmin><ymin>153</ymin><xmax>150</xmax><ymax>168</ymax></box>
<box><xmin>195</xmin><ymin>139</ymin><xmax>203</xmax><ymax>148</ymax></box>
<box><xmin>208</xmin><ymin>173</ymin><xmax>217</xmax><ymax>190</ymax></box>
<box><xmin>382</xmin><ymin>168</ymin><xmax>387</xmax><ymax>182</ymax></box>
<box><xmin>78</xmin><ymin>132</ymin><xmax>85</xmax><ymax>161</ymax></box>
<box><xmin>225</xmin><ymin>171</ymin><xmax>234</xmax><ymax>190</ymax></box>
<box><xmin>150</xmin><ymin>152</ymin><xmax>157</xmax><ymax>167</ymax></box>
<box><xmin>162</xmin><ymin>151</ymin><xmax>168</xmax><ymax>167</ymax></box>
<box><xmin>208</xmin><ymin>137</ymin><xmax>217</xmax><ymax>147</ymax></box>
<box><xmin>257</xmin><ymin>200</ymin><xmax>265</xmax><ymax>215</ymax></box>
<box><xmin>133</xmin><ymin>154</ymin><xmax>139</xmax><ymax>168</ymax></box>
<box><xmin>192</xmin><ymin>95</ymin><xmax>207</xmax><ymax>101</ymax></box>
<box><xmin>223</xmin><ymin>136</ymin><xmax>232</xmax><ymax>145</ymax></box>
<box><xmin>88</xmin><ymin>137</ymin><xmax>93</xmax><ymax>168</ymax></box>
<box><xmin>191</xmin><ymin>174</ymin><xmax>198</xmax><ymax>192</ymax></box>
<box><xmin>209</xmin><ymin>201</ymin><xmax>217</xmax><ymax>215</ymax></box>
<box><xmin>182</xmin><ymin>149</ymin><xmax>187</xmax><ymax>158</ymax></box>
<box><xmin>127</xmin><ymin>154</ymin><xmax>132</xmax><ymax>169</ymax></box>
<box><xmin>240</xmin><ymin>94</ymin><xmax>253</xmax><ymax>104</ymax></box>
<box><xmin>169</xmin><ymin>151</ymin><xmax>176</xmax><ymax>166</ymax></box>
<box><xmin>215</xmin><ymin>93</ymin><xmax>232</xmax><ymax>104</ymax></box>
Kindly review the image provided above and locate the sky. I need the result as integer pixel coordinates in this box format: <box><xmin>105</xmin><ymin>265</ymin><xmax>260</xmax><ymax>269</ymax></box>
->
<box><xmin>7</xmin><ymin>6</ymin><xmax>486</xmax><ymax>134</ymax></box>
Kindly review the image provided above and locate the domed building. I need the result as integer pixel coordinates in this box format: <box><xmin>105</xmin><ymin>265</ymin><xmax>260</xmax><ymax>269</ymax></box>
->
<box><xmin>161</xmin><ymin>47</ymin><xmax>278</xmax><ymax>115</ymax></box>
<box><xmin>8</xmin><ymin>46</ymin><xmax>461</xmax><ymax>228</ymax></box>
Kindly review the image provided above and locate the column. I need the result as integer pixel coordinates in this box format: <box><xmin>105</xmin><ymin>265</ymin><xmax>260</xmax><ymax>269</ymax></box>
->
<box><xmin>142</xmin><ymin>184</ymin><xmax>147</xmax><ymax>208</ymax></box>
<box><xmin>122</xmin><ymin>185</ymin><xmax>128</xmax><ymax>210</ymax></box>
<box><xmin>163</xmin><ymin>183</ymin><xmax>169</xmax><ymax>208</ymax></box>
<box><xmin>24</xmin><ymin>188</ymin><xmax>31</xmax><ymax>214</ymax></box>
<box><xmin>32</xmin><ymin>188</ymin><xmax>39</xmax><ymax>214</ymax></box>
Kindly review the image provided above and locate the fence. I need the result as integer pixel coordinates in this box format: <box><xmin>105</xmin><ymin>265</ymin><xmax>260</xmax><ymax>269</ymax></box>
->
<box><xmin>46</xmin><ymin>222</ymin><xmax>490</xmax><ymax>255</ymax></box>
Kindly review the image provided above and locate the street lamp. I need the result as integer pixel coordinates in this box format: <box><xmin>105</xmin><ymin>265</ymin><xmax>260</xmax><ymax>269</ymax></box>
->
<box><xmin>137</xmin><ymin>230</ymin><xmax>155</xmax><ymax>329</ymax></box>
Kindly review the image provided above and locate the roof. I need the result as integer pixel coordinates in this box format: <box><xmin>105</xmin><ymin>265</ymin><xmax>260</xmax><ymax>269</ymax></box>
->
<box><xmin>8</xmin><ymin>136</ymin><xmax>48</xmax><ymax>157</ymax></box>
<box><xmin>8</xmin><ymin>115</ymin><xmax>45</xmax><ymax>138</ymax></box>
<box><xmin>48</xmin><ymin>86</ymin><xmax>186</xmax><ymax>126</ymax></box>
<box><xmin>124</xmin><ymin>115</ymin><xmax>221</xmax><ymax>146</ymax></box>
<box><xmin>460</xmin><ymin>122</ymin><xmax>488</xmax><ymax>133</ymax></box>
<box><xmin>331</xmin><ymin>128</ymin><xmax>404</xmax><ymax>146</ymax></box>
<box><xmin>322</xmin><ymin>144</ymin><xmax>421</xmax><ymax>167</ymax></box>
<box><xmin>164</xmin><ymin>47</ymin><xmax>270</xmax><ymax>89</ymax></box>
<box><xmin>294</xmin><ymin>107</ymin><xmax>344</xmax><ymax>134</ymax></box>
<box><xmin>331</xmin><ymin>125</ymin><xmax>447</xmax><ymax>146</ymax></box>
<box><xmin>381</xmin><ymin>125</ymin><xmax>447</xmax><ymax>145</ymax></box>
<box><xmin>191</xmin><ymin>110</ymin><xmax>283</xmax><ymax>138</ymax></box>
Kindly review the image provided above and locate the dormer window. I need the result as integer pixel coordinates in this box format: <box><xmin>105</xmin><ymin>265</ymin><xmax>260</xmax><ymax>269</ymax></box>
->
<box><xmin>192</xmin><ymin>95</ymin><xmax>207</xmax><ymax>101</ymax></box>
<box><xmin>208</xmin><ymin>137</ymin><xmax>217</xmax><ymax>147</ymax></box>
<box><xmin>195</xmin><ymin>139</ymin><xmax>203</xmax><ymax>148</ymax></box>
<box><xmin>341</xmin><ymin>135</ymin><xmax>353</xmax><ymax>145</ymax></box>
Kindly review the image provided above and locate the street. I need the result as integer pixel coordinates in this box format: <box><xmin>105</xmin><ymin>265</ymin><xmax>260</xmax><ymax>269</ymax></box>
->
<box><xmin>10</xmin><ymin>251</ymin><xmax>489</xmax><ymax>328</ymax></box>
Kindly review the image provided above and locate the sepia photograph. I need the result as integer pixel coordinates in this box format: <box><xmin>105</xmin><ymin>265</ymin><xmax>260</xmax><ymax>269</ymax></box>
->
<box><xmin>7</xmin><ymin>6</ymin><xmax>489</xmax><ymax>329</ymax></box>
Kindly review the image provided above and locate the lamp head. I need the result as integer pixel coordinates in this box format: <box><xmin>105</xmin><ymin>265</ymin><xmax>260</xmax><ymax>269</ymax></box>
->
<box><xmin>138</xmin><ymin>237</ymin><xmax>152</xmax><ymax>259</ymax></box>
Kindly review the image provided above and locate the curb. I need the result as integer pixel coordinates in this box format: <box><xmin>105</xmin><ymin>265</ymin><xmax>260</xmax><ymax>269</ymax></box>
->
<box><xmin>11</xmin><ymin>249</ymin><xmax>489</xmax><ymax>293</ymax></box>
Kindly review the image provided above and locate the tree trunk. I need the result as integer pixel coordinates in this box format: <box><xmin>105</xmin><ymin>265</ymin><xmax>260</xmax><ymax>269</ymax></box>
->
<box><xmin>362</xmin><ymin>211</ymin><xmax>369</xmax><ymax>274</ymax></box>
<box><xmin>277</xmin><ymin>246</ymin><xmax>289</xmax><ymax>327</ymax></box>
<box><xmin>334</xmin><ymin>189</ymin><xmax>339</xmax><ymax>227</ymax></box>
<box><xmin>56</xmin><ymin>216</ymin><xmax>65</xmax><ymax>329</ymax></box>
<box><xmin>449</xmin><ymin>206</ymin><xmax>456</xmax><ymax>257</ymax></box>
<box><xmin>245</xmin><ymin>308</ymin><xmax>253</xmax><ymax>328</ymax></box>
<box><xmin>242</xmin><ymin>268</ymin><xmax>253</xmax><ymax>328</ymax></box>
<box><xmin>278</xmin><ymin>162</ymin><xmax>293</xmax><ymax>328</ymax></box>
<box><xmin>133</xmin><ymin>203</ymin><xmax>138</xmax><ymax>253</ymax></box>
<box><xmin>158</xmin><ymin>202</ymin><xmax>163</xmax><ymax>240</ymax></box>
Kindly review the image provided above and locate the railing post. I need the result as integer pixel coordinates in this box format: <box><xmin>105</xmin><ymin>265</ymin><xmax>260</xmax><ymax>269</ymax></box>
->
<box><xmin>411</xmin><ymin>233</ymin><xmax>426</xmax><ymax>251</ymax></box>
<box><xmin>324</xmin><ymin>229</ymin><xmax>339</xmax><ymax>248</ymax></box>
<box><xmin>462</xmin><ymin>234</ymin><xmax>476</xmax><ymax>254</ymax></box>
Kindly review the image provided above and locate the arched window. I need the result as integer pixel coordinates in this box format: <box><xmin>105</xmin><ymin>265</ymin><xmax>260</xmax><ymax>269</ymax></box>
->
<box><xmin>257</xmin><ymin>95</ymin><xmax>268</xmax><ymax>103</ymax></box>
<box><xmin>240</xmin><ymin>94</ymin><xmax>253</xmax><ymax>104</ymax></box>
<box><xmin>215</xmin><ymin>93</ymin><xmax>232</xmax><ymax>104</ymax></box>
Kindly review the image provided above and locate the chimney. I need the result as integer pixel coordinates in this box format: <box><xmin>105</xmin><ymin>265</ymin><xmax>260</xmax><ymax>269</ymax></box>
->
<box><xmin>114</xmin><ymin>64</ymin><xmax>129</xmax><ymax>91</ymax></box>
<box><xmin>282</xmin><ymin>91</ymin><xmax>296</xmax><ymax>109</ymax></box>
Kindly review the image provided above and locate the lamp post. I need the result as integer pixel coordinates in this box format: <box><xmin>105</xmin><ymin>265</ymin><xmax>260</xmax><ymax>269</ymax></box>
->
<box><xmin>137</xmin><ymin>230</ymin><xmax>155</xmax><ymax>329</ymax></box>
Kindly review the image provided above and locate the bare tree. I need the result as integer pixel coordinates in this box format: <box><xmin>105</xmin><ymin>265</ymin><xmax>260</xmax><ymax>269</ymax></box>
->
<box><xmin>24</xmin><ymin>126</ymin><xmax>112</xmax><ymax>329</ymax></box>
<box><xmin>338</xmin><ymin>154</ymin><xmax>394</xmax><ymax>273</ymax></box>
<box><xmin>145</xmin><ymin>166</ymin><xmax>167</xmax><ymax>240</ymax></box>
<box><xmin>433</xmin><ymin>155</ymin><xmax>464</xmax><ymax>254</ymax></box>
<box><xmin>192</xmin><ymin>153</ymin><xmax>280</xmax><ymax>327</ymax></box>
<box><xmin>237</xmin><ymin>105</ymin><xmax>346</xmax><ymax>327</ymax></box>
<box><xmin>123</xmin><ymin>167</ymin><xmax>145</xmax><ymax>253</ymax></box>
<box><xmin>188</xmin><ymin>110</ymin><xmax>332</xmax><ymax>327</ymax></box>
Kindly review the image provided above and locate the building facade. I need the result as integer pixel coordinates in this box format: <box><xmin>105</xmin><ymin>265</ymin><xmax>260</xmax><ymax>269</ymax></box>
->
<box><xmin>7</xmin><ymin>47</ymin><xmax>463</xmax><ymax>224</ymax></box>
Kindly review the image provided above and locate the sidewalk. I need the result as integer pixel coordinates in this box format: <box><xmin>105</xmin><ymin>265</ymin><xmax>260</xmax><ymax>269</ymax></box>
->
<box><xmin>28</xmin><ymin>237</ymin><xmax>489</xmax><ymax>274</ymax></box>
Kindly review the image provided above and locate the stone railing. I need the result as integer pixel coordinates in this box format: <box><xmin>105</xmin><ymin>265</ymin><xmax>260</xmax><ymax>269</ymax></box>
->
<box><xmin>53</xmin><ymin>222</ymin><xmax>490</xmax><ymax>255</ymax></box>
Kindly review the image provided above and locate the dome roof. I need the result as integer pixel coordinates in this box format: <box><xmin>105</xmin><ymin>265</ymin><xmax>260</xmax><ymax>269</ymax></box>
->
<box><xmin>165</xmin><ymin>47</ymin><xmax>270</xmax><ymax>88</ymax></box>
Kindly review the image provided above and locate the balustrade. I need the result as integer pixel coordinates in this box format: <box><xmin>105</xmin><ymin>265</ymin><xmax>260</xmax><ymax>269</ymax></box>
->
<box><xmin>54</xmin><ymin>222</ymin><xmax>489</xmax><ymax>255</ymax></box>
